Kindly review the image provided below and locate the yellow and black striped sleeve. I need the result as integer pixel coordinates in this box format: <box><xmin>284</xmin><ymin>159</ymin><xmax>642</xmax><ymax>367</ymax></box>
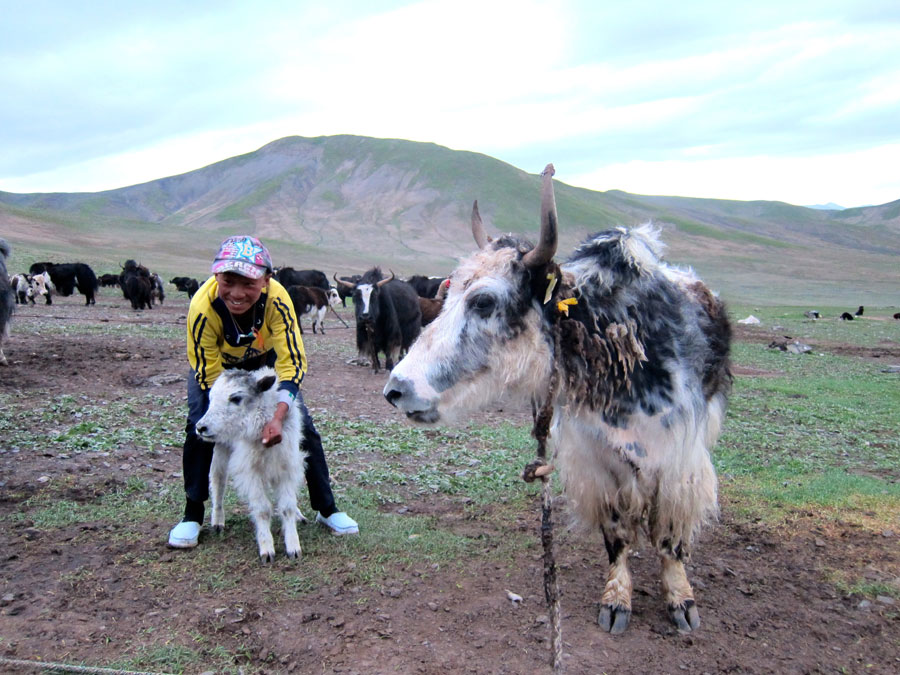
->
<box><xmin>186</xmin><ymin>276</ymin><xmax>224</xmax><ymax>390</ymax></box>
<box><xmin>265</xmin><ymin>279</ymin><xmax>307</xmax><ymax>393</ymax></box>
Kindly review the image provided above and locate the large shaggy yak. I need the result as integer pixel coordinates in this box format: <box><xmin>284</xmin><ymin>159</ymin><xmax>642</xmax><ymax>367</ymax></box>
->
<box><xmin>384</xmin><ymin>165</ymin><xmax>731</xmax><ymax>634</ymax></box>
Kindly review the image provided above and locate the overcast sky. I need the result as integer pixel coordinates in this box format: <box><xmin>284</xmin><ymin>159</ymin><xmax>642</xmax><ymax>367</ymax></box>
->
<box><xmin>2</xmin><ymin>0</ymin><xmax>899</xmax><ymax>207</ymax></box>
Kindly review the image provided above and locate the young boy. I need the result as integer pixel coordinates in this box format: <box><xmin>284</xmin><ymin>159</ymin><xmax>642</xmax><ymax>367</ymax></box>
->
<box><xmin>168</xmin><ymin>235</ymin><xmax>358</xmax><ymax>548</ymax></box>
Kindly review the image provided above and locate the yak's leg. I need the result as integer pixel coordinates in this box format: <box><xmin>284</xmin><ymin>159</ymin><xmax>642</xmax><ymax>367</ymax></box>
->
<box><xmin>660</xmin><ymin>552</ymin><xmax>700</xmax><ymax>632</ymax></box>
<box><xmin>209</xmin><ymin>446</ymin><xmax>229</xmax><ymax>534</ymax></box>
<box><xmin>598</xmin><ymin>531</ymin><xmax>633</xmax><ymax>634</ymax></box>
<box><xmin>386</xmin><ymin>344</ymin><xmax>402</xmax><ymax>371</ymax></box>
<box><xmin>314</xmin><ymin>307</ymin><xmax>326</xmax><ymax>334</ymax></box>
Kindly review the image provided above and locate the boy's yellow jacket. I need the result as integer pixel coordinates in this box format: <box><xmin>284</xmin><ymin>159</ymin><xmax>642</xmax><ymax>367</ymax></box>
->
<box><xmin>187</xmin><ymin>276</ymin><xmax>306</xmax><ymax>398</ymax></box>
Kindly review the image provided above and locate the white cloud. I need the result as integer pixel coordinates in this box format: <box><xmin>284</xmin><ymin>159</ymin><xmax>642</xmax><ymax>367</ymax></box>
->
<box><xmin>1</xmin><ymin>0</ymin><xmax>899</xmax><ymax>206</ymax></box>
<box><xmin>568</xmin><ymin>144</ymin><xmax>900</xmax><ymax>207</ymax></box>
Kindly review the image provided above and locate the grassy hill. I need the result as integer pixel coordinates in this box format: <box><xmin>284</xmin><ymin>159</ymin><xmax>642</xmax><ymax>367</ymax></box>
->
<box><xmin>1</xmin><ymin>134</ymin><xmax>898</xmax><ymax>306</ymax></box>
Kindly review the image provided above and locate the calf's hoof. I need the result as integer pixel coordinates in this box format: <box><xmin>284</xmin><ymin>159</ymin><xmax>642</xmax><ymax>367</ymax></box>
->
<box><xmin>259</xmin><ymin>551</ymin><xmax>275</xmax><ymax>564</ymax></box>
<box><xmin>668</xmin><ymin>599</ymin><xmax>700</xmax><ymax>632</ymax></box>
<box><xmin>213</xmin><ymin>525</ymin><xmax>224</xmax><ymax>535</ymax></box>
<box><xmin>598</xmin><ymin>603</ymin><xmax>631</xmax><ymax>634</ymax></box>
<box><xmin>285</xmin><ymin>549</ymin><xmax>302</xmax><ymax>560</ymax></box>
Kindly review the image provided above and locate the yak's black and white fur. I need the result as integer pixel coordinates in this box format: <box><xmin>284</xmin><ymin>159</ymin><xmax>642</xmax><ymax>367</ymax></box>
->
<box><xmin>336</xmin><ymin>268</ymin><xmax>422</xmax><ymax>372</ymax></box>
<box><xmin>384</xmin><ymin>165</ymin><xmax>731</xmax><ymax>634</ymax></box>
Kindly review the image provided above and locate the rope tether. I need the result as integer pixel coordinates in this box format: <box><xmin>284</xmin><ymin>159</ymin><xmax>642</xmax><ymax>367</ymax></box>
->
<box><xmin>0</xmin><ymin>656</ymin><xmax>175</xmax><ymax>675</ymax></box>
<box><xmin>523</xmin><ymin>282</ymin><xmax>566</xmax><ymax>672</ymax></box>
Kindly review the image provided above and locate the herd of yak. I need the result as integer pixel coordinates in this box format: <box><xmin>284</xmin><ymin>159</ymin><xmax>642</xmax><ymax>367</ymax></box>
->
<box><xmin>0</xmin><ymin>240</ymin><xmax>448</xmax><ymax>371</ymax></box>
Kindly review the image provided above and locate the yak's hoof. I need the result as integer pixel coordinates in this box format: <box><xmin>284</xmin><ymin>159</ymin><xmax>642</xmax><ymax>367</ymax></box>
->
<box><xmin>668</xmin><ymin>599</ymin><xmax>700</xmax><ymax>632</ymax></box>
<box><xmin>259</xmin><ymin>552</ymin><xmax>275</xmax><ymax>564</ymax></box>
<box><xmin>598</xmin><ymin>604</ymin><xmax>631</xmax><ymax>634</ymax></box>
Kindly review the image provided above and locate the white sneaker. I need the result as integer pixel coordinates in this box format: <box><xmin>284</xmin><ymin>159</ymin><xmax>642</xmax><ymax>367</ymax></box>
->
<box><xmin>316</xmin><ymin>511</ymin><xmax>359</xmax><ymax>536</ymax></box>
<box><xmin>168</xmin><ymin>521</ymin><xmax>201</xmax><ymax>548</ymax></box>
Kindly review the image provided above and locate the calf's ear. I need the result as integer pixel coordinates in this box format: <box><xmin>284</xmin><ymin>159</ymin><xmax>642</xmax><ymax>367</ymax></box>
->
<box><xmin>256</xmin><ymin>374</ymin><xmax>277</xmax><ymax>393</ymax></box>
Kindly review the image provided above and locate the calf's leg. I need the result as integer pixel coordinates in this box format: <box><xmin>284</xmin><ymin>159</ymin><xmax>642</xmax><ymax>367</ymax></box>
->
<box><xmin>209</xmin><ymin>446</ymin><xmax>229</xmax><ymax>533</ymax></box>
<box><xmin>276</xmin><ymin>483</ymin><xmax>302</xmax><ymax>559</ymax></box>
<box><xmin>243</xmin><ymin>476</ymin><xmax>276</xmax><ymax>563</ymax></box>
<box><xmin>313</xmin><ymin>307</ymin><xmax>326</xmax><ymax>334</ymax></box>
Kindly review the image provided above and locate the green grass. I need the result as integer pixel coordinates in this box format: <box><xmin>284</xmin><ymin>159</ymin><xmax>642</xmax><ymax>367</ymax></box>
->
<box><xmin>0</xmin><ymin>392</ymin><xmax>183</xmax><ymax>456</ymax></box>
<box><xmin>828</xmin><ymin>575</ymin><xmax>900</xmax><ymax>600</ymax></box>
<box><xmin>717</xmin><ymin>332</ymin><xmax>900</xmax><ymax>523</ymax></box>
<box><xmin>108</xmin><ymin>643</ymin><xmax>252</xmax><ymax>675</ymax></box>
<box><xmin>16</xmin><ymin>319</ymin><xmax>184</xmax><ymax>339</ymax></box>
<box><xmin>15</xmin><ymin>476</ymin><xmax>181</xmax><ymax>529</ymax></box>
<box><xmin>318</xmin><ymin>413</ymin><xmax>536</xmax><ymax>506</ymax></box>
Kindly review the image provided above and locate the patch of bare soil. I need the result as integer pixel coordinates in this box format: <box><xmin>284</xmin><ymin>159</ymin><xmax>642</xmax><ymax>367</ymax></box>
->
<box><xmin>733</xmin><ymin>323</ymin><xmax>900</xmax><ymax>363</ymax></box>
<box><xmin>0</xmin><ymin>295</ymin><xmax>898</xmax><ymax>674</ymax></box>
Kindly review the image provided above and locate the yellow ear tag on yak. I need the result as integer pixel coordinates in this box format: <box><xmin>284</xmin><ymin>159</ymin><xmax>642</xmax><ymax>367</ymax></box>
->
<box><xmin>557</xmin><ymin>297</ymin><xmax>578</xmax><ymax>316</ymax></box>
<box><xmin>543</xmin><ymin>272</ymin><xmax>558</xmax><ymax>305</ymax></box>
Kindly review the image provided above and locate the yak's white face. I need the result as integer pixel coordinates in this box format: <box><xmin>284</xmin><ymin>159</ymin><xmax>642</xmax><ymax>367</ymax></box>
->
<box><xmin>327</xmin><ymin>288</ymin><xmax>341</xmax><ymax>307</ymax></box>
<box><xmin>31</xmin><ymin>272</ymin><xmax>50</xmax><ymax>297</ymax></box>
<box><xmin>355</xmin><ymin>283</ymin><xmax>376</xmax><ymax>316</ymax></box>
<box><xmin>384</xmin><ymin>247</ymin><xmax>552</xmax><ymax>424</ymax></box>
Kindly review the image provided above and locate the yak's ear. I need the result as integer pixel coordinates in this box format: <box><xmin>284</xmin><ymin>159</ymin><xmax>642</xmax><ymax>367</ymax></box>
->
<box><xmin>256</xmin><ymin>374</ymin><xmax>277</xmax><ymax>393</ymax></box>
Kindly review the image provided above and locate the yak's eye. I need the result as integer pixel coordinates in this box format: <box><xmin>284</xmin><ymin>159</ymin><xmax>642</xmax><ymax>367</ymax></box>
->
<box><xmin>228</xmin><ymin>394</ymin><xmax>244</xmax><ymax>405</ymax></box>
<box><xmin>468</xmin><ymin>293</ymin><xmax>496</xmax><ymax>318</ymax></box>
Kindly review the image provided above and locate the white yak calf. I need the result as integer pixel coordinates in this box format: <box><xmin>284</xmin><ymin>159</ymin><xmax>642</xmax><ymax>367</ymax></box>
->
<box><xmin>196</xmin><ymin>368</ymin><xmax>308</xmax><ymax>562</ymax></box>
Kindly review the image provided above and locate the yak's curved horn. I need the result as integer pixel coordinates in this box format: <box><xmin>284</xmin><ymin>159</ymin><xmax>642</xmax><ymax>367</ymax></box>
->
<box><xmin>334</xmin><ymin>273</ymin><xmax>356</xmax><ymax>289</ymax></box>
<box><xmin>376</xmin><ymin>270</ymin><xmax>396</xmax><ymax>288</ymax></box>
<box><xmin>471</xmin><ymin>200</ymin><xmax>489</xmax><ymax>249</ymax></box>
<box><xmin>522</xmin><ymin>163</ymin><xmax>558</xmax><ymax>269</ymax></box>
<box><xmin>435</xmin><ymin>278</ymin><xmax>450</xmax><ymax>301</ymax></box>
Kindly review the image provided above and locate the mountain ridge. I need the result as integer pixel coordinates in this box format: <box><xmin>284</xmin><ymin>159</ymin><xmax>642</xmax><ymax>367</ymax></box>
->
<box><xmin>1</xmin><ymin>135</ymin><xmax>898</xmax><ymax>305</ymax></box>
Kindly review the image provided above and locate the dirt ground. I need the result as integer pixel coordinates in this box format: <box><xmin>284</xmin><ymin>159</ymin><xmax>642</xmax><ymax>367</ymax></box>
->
<box><xmin>0</xmin><ymin>293</ymin><xmax>898</xmax><ymax>674</ymax></box>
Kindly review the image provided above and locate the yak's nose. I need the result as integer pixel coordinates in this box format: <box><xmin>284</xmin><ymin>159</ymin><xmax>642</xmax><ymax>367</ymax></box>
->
<box><xmin>383</xmin><ymin>374</ymin><xmax>413</xmax><ymax>408</ymax></box>
<box><xmin>384</xmin><ymin>375</ymin><xmax>410</xmax><ymax>408</ymax></box>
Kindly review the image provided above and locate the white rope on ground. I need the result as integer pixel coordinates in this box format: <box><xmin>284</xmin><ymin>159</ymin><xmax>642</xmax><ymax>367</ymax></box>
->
<box><xmin>0</xmin><ymin>656</ymin><xmax>175</xmax><ymax>675</ymax></box>
<box><xmin>11</xmin><ymin>313</ymin><xmax>183</xmax><ymax>325</ymax></box>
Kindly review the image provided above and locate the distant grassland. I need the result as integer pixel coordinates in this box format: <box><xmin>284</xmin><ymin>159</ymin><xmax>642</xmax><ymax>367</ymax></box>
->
<box><xmin>3</xmin><ymin>133</ymin><xmax>898</xmax><ymax>306</ymax></box>
<box><xmin>728</xmin><ymin>304</ymin><xmax>900</xmax><ymax>345</ymax></box>
<box><xmin>716</xmin><ymin>306</ymin><xmax>900</xmax><ymax>529</ymax></box>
